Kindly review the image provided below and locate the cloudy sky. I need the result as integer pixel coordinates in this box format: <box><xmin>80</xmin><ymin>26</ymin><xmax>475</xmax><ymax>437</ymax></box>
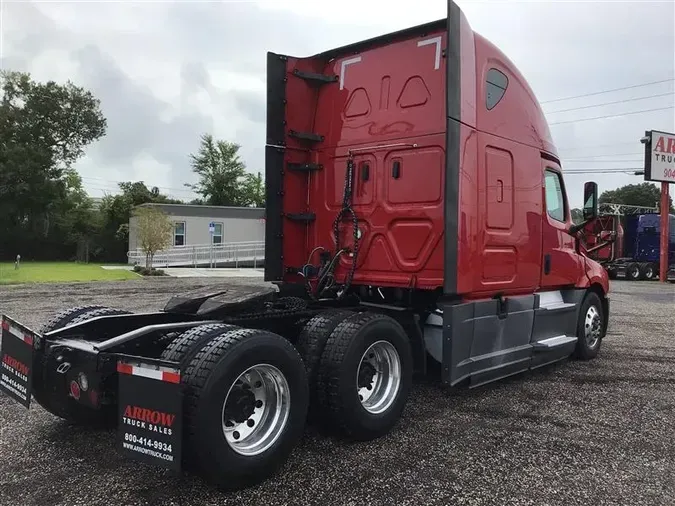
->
<box><xmin>2</xmin><ymin>0</ymin><xmax>674</xmax><ymax>207</ymax></box>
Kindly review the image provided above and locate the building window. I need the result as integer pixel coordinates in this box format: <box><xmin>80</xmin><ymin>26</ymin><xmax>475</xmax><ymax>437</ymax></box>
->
<box><xmin>486</xmin><ymin>68</ymin><xmax>508</xmax><ymax>110</ymax></box>
<box><xmin>212</xmin><ymin>223</ymin><xmax>223</xmax><ymax>244</ymax></box>
<box><xmin>544</xmin><ymin>169</ymin><xmax>566</xmax><ymax>223</ymax></box>
<box><xmin>174</xmin><ymin>221</ymin><xmax>186</xmax><ymax>246</ymax></box>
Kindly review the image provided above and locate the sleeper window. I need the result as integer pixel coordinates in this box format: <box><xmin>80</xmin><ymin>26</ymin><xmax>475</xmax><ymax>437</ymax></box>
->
<box><xmin>486</xmin><ymin>68</ymin><xmax>508</xmax><ymax>110</ymax></box>
<box><xmin>544</xmin><ymin>170</ymin><xmax>565</xmax><ymax>222</ymax></box>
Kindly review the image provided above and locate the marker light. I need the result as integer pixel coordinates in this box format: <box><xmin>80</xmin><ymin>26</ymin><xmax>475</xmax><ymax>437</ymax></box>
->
<box><xmin>78</xmin><ymin>372</ymin><xmax>89</xmax><ymax>391</ymax></box>
<box><xmin>70</xmin><ymin>380</ymin><xmax>81</xmax><ymax>400</ymax></box>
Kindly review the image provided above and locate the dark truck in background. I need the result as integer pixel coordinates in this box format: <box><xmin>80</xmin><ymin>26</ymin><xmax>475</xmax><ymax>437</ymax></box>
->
<box><xmin>583</xmin><ymin>212</ymin><xmax>675</xmax><ymax>281</ymax></box>
<box><xmin>0</xmin><ymin>2</ymin><xmax>611</xmax><ymax>491</ymax></box>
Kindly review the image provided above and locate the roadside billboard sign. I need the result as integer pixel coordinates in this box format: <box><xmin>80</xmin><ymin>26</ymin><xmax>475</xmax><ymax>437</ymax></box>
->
<box><xmin>643</xmin><ymin>130</ymin><xmax>675</xmax><ymax>184</ymax></box>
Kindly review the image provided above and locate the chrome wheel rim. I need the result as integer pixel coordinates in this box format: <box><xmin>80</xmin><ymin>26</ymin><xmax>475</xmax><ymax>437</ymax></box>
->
<box><xmin>221</xmin><ymin>364</ymin><xmax>290</xmax><ymax>457</ymax></box>
<box><xmin>645</xmin><ymin>267</ymin><xmax>654</xmax><ymax>279</ymax></box>
<box><xmin>585</xmin><ymin>305</ymin><xmax>602</xmax><ymax>349</ymax></box>
<box><xmin>356</xmin><ymin>340</ymin><xmax>401</xmax><ymax>414</ymax></box>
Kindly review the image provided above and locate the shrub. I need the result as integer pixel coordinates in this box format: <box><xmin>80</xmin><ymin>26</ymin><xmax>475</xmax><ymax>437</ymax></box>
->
<box><xmin>133</xmin><ymin>266</ymin><xmax>167</xmax><ymax>277</ymax></box>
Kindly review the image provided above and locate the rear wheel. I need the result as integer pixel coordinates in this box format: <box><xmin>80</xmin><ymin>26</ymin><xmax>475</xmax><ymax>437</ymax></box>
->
<box><xmin>35</xmin><ymin>306</ymin><xmax>132</xmax><ymax>425</ymax></box>
<box><xmin>642</xmin><ymin>262</ymin><xmax>657</xmax><ymax>280</ymax></box>
<box><xmin>295</xmin><ymin>309</ymin><xmax>353</xmax><ymax>420</ymax></box>
<box><xmin>316</xmin><ymin>312</ymin><xmax>413</xmax><ymax>441</ymax></box>
<box><xmin>40</xmin><ymin>305</ymin><xmax>107</xmax><ymax>334</ymax></box>
<box><xmin>574</xmin><ymin>291</ymin><xmax>605</xmax><ymax>360</ymax></box>
<box><xmin>627</xmin><ymin>262</ymin><xmax>642</xmax><ymax>280</ymax></box>
<box><xmin>161</xmin><ymin>323</ymin><xmax>239</xmax><ymax>369</ymax></box>
<box><xmin>182</xmin><ymin>328</ymin><xmax>308</xmax><ymax>490</ymax></box>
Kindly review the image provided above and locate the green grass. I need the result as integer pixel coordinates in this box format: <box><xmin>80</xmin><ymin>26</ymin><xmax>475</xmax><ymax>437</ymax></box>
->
<box><xmin>0</xmin><ymin>262</ymin><xmax>139</xmax><ymax>284</ymax></box>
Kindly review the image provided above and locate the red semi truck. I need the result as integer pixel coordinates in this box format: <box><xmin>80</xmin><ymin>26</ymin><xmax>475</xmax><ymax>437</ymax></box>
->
<box><xmin>0</xmin><ymin>2</ymin><xmax>609</xmax><ymax>490</ymax></box>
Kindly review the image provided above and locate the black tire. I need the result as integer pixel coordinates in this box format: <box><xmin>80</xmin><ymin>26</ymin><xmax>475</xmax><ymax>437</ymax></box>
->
<box><xmin>574</xmin><ymin>291</ymin><xmax>605</xmax><ymax>360</ymax></box>
<box><xmin>296</xmin><ymin>309</ymin><xmax>353</xmax><ymax>419</ymax></box>
<box><xmin>160</xmin><ymin>323</ymin><xmax>239</xmax><ymax>369</ymax></box>
<box><xmin>271</xmin><ymin>296</ymin><xmax>307</xmax><ymax>311</ymax></box>
<box><xmin>34</xmin><ymin>306</ymin><xmax>132</xmax><ymax>425</ymax></box>
<box><xmin>316</xmin><ymin>311</ymin><xmax>413</xmax><ymax>441</ymax></box>
<box><xmin>606</xmin><ymin>267</ymin><xmax>617</xmax><ymax>280</ymax></box>
<box><xmin>66</xmin><ymin>306</ymin><xmax>132</xmax><ymax>328</ymax></box>
<box><xmin>182</xmin><ymin>327</ymin><xmax>309</xmax><ymax>490</ymax></box>
<box><xmin>40</xmin><ymin>305</ymin><xmax>107</xmax><ymax>334</ymax></box>
<box><xmin>627</xmin><ymin>262</ymin><xmax>642</xmax><ymax>281</ymax></box>
<box><xmin>642</xmin><ymin>262</ymin><xmax>657</xmax><ymax>280</ymax></box>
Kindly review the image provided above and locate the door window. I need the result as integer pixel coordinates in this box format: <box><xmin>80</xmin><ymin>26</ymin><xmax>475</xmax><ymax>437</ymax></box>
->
<box><xmin>544</xmin><ymin>170</ymin><xmax>566</xmax><ymax>222</ymax></box>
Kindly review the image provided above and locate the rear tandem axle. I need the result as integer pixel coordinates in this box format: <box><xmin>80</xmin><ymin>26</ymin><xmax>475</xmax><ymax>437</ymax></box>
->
<box><xmin>0</xmin><ymin>282</ymin><xmax>606</xmax><ymax>490</ymax></box>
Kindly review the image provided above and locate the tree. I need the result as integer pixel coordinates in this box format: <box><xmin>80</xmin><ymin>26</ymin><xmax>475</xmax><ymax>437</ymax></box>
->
<box><xmin>242</xmin><ymin>171</ymin><xmax>265</xmax><ymax>208</ymax></box>
<box><xmin>186</xmin><ymin>133</ymin><xmax>264</xmax><ymax>207</ymax></box>
<box><xmin>599</xmin><ymin>182</ymin><xmax>674</xmax><ymax>212</ymax></box>
<box><xmin>571</xmin><ymin>208</ymin><xmax>583</xmax><ymax>224</ymax></box>
<box><xmin>53</xmin><ymin>170</ymin><xmax>101</xmax><ymax>262</ymax></box>
<box><xmin>96</xmin><ymin>181</ymin><xmax>183</xmax><ymax>262</ymax></box>
<box><xmin>0</xmin><ymin>70</ymin><xmax>107</xmax><ymax>260</ymax></box>
<box><xmin>132</xmin><ymin>206</ymin><xmax>173</xmax><ymax>268</ymax></box>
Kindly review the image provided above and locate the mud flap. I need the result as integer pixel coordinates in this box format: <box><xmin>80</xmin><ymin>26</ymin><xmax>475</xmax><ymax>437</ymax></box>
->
<box><xmin>0</xmin><ymin>316</ymin><xmax>37</xmax><ymax>409</ymax></box>
<box><xmin>116</xmin><ymin>356</ymin><xmax>183</xmax><ymax>472</ymax></box>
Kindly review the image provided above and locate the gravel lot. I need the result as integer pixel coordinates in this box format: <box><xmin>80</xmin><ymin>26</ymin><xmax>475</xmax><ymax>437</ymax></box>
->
<box><xmin>1</xmin><ymin>277</ymin><xmax>674</xmax><ymax>506</ymax></box>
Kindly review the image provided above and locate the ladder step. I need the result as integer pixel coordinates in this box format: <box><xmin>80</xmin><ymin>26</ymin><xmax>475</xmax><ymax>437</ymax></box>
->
<box><xmin>285</xmin><ymin>213</ymin><xmax>316</xmax><ymax>223</ymax></box>
<box><xmin>287</xmin><ymin>162</ymin><xmax>323</xmax><ymax>172</ymax></box>
<box><xmin>292</xmin><ymin>69</ymin><xmax>338</xmax><ymax>84</ymax></box>
<box><xmin>533</xmin><ymin>335</ymin><xmax>577</xmax><ymax>351</ymax></box>
<box><xmin>289</xmin><ymin>130</ymin><xmax>324</xmax><ymax>143</ymax></box>
<box><xmin>540</xmin><ymin>302</ymin><xmax>576</xmax><ymax>311</ymax></box>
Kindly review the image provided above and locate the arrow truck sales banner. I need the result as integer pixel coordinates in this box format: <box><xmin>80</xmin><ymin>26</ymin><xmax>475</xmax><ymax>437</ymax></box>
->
<box><xmin>0</xmin><ymin>317</ymin><xmax>35</xmax><ymax>409</ymax></box>
<box><xmin>645</xmin><ymin>130</ymin><xmax>675</xmax><ymax>184</ymax></box>
<box><xmin>117</xmin><ymin>360</ymin><xmax>183</xmax><ymax>472</ymax></box>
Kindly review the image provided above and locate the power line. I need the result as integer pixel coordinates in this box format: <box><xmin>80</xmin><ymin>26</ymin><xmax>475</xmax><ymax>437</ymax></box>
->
<box><xmin>549</xmin><ymin>106</ymin><xmax>673</xmax><ymax>125</ymax></box>
<box><xmin>564</xmin><ymin>159</ymin><xmax>643</xmax><ymax>163</ymax></box>
<box><xmin>563</xmin><ymin>167</ymin><xmax>644</xmax><ymax>172</ymax></box>
<box><xmin>545</xmin><ymin>92</ymin><xmax>674</xmax><ymax>114</ymax></box>
<box><xmin>564</xmin><ymin>170</ymin><xmax>642</xmax><ymax>174</ymax></box>
<box><xmin>80</xmin><ymin>176</ymin><xmax>196</xmax><ymax>195</ymax></box>
<box><xmin>565</xmin><ymin>168</ymin><xmax>640</xmax><ymax>171</ymax></box>
<box><xmin>564</xmin><ymin>167</ymin><xmax>642</xmax><ymax>173</ymax></box>
<box><xmin>540</xmin><ymin>78</ymin><xmax>675</xmax><ymax>104</ymax></box>
<box><xmin>561</xmin><ymin>151</ymin><xmax>641</xmax><ymax>159</ymax></box>
<box><xmin>557</xmin><ymin>141</ymin><xmax>643</xmax><ymax>152</ymax></box>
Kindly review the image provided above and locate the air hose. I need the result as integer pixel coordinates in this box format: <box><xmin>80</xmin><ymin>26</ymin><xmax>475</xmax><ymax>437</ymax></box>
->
<box><xmin>303</xmin><ymin>154</ymin><xmax>360</xmax><ymax>300</ymax></box>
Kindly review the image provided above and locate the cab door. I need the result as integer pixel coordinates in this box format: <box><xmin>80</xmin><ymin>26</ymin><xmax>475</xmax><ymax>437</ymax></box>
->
<box><xmin>540</xmin><ymin>161</ymin><xmax>582</xmax><ymax>289</ymax></box>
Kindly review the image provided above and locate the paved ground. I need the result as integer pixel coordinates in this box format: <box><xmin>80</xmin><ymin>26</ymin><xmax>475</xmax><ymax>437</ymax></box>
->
<box><xmin>0</xmin><ymin>278</ymin><xmax>673</xmax><ymax>506</ymax></box>
<box><xmin>162</xmin><ymin>267</ymin><xmax>264</xmax><ymax>278</ymax></box>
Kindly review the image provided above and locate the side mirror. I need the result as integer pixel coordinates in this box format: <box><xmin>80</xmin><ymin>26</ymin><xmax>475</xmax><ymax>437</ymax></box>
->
<box><xmin>583</xmin><ymin>181</ymin><xmax>598</xmax><ymax>220</ymax></box>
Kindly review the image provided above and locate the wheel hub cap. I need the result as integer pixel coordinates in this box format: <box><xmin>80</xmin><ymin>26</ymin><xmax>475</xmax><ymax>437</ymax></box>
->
<box><xmin>221</xmin><ymin>364</ymin><xmax>290</xmax><ymax>456</ymax></box>
<box><xmin>356</xmin><ymin>340</ymin><xmax>401</xmax><ymax>415</ymax></box>
<box><xmin>224</xmin><ymin>388</ymin><xmax>256</xmax><ymax>424</ymax></box>
<box><xmin>584</xmin><ymin>305</ymin><xmax>602</xmax><ymax>349</ymax></box>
